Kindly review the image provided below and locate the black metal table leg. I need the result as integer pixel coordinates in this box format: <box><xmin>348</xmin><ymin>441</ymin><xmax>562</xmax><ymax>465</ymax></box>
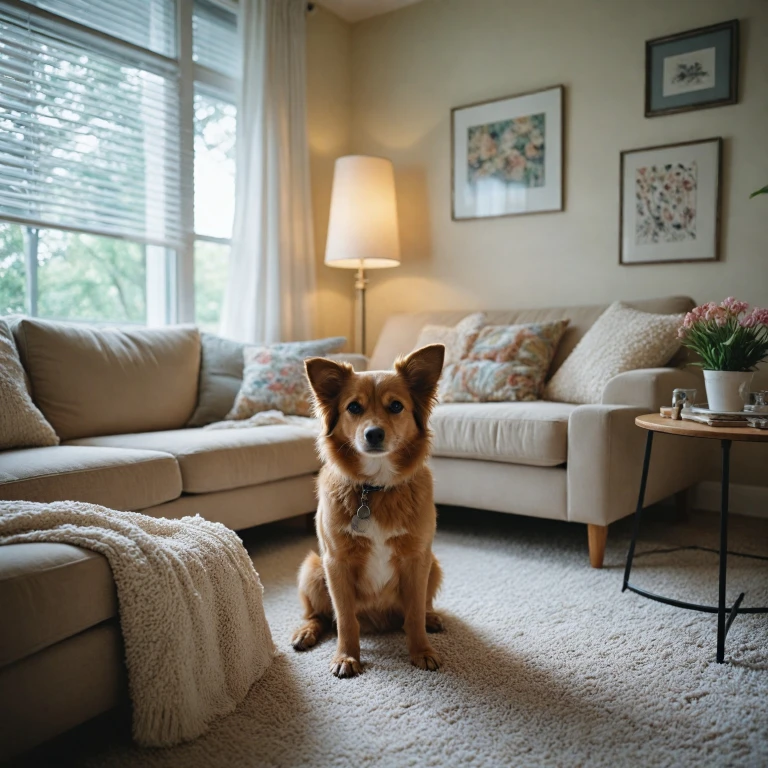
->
<box><xmin>623</xmin><ymin>423</ymin><xmax>768</xmax><ymax>664</ymax></box>
<box><xmin>716</xmin><ymin>439</ymin><xmax>731</xmax><ymax>664</ymax></box>
<box><xmin>622</xmin><ymin>430</ymin><xmax>654</xmax><ymax>591</ymax></box>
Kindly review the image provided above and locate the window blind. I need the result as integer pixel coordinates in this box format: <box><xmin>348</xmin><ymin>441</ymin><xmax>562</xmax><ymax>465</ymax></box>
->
<box><xmin>193</xmin><ymin>0</ymin><xmax>239</xmax><ymax>79</ymax></box>
<box><xmin>0</xmin><ymin>4</ymin><xmax>184</xmax><ymax>247</ymax></box>
<box><xmin>20</xmin><ymin>0</ymin><xmax>177</xmax><ymax>58</ymax></box>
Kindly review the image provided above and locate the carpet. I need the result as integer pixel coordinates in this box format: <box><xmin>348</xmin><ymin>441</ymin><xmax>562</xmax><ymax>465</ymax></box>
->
<box><xmin>16</xmin><ymin>507</ymin><xmax>768</xmax><ymax>768</ymax></box>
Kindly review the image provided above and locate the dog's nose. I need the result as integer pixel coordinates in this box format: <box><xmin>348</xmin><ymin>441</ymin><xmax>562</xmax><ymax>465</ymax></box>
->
<box><xmin>364</xmin><ymin>427</ymin><xmax>385</xmax><ymax>447</ymax></box>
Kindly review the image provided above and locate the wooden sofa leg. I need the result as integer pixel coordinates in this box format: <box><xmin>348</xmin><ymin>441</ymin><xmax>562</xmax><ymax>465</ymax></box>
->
<box><xmin>587</xmin><ymin>524</ymin><xmax>608</xmax><ymax>569</ymax></box>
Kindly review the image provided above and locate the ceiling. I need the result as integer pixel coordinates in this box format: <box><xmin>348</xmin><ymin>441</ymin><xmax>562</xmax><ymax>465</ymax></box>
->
<box><xmin>318</xmin><ymin>0</ymin><xmax>424</xmax><ymax>23</ymax></box>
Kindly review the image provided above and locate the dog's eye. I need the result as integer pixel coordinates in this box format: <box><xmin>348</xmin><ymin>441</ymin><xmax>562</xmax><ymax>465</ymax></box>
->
<box><xmin>347</xmin><ymin>401</ymin><xmax>363</xmax><ymax>415</ymax></box>
<box><xmin>388</xmin><ymin>400</ymin><xmax>404</xmax><ymax>414</ymax></box>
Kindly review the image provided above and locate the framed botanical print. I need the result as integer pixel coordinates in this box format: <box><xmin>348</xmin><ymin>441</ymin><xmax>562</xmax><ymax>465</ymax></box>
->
<box><xmin>619</xmin><ymin>138</ymin><xmax>722</xmax><ymax>266</ymax></box>
<box><xmin>451</xmin><ymin>85</ymin><xmax>563</xmax><ymax>220</ymax></box>
<box><xmin>645</xmin><ymin>20</ymin><xmax>739</xmax><ymax>117</ymax></box>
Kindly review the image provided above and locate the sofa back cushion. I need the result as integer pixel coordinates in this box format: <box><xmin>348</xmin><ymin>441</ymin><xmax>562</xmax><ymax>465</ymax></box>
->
<box><xmin>369</xmin><ymin>296</ymin><xmax>695</xmax><ymax>374</ymax></box>
<box><xmin>13</xmin><ymin>319</ymin><xmax>201</xmax><ymax>440</ymax></box>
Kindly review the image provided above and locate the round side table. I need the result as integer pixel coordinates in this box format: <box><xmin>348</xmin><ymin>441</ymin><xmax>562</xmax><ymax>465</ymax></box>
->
<box><xmin>622</xmin><ymin>413</ymin><xmax>768</xmax><ymax>663</ymax></box>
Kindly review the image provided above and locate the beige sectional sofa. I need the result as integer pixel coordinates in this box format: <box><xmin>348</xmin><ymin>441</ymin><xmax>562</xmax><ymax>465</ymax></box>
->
<box><xmin>0</xmin><ymin>320</ymin><xmax>329</xmax><ymax>758</ymax></box>
<box><xmin>0</xmin><ymin>296</ymin><xmax>709</xmax><ymax>757</ymax></box>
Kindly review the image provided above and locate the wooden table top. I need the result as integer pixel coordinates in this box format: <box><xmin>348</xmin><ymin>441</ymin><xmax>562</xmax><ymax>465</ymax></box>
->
<box><xmin>636</xmin><ymin>413</ymin><xmax>768</xmax><ymax>442</ymax></box>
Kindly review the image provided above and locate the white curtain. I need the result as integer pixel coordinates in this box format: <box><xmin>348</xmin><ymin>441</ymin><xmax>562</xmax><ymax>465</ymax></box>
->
<box><xmin>220</xmin><ymin>0</ymin><xmax>316</xmax><ymax>343</ymax></box>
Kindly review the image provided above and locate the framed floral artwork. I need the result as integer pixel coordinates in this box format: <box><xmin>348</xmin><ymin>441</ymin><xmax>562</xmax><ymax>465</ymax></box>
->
<box><xmin>451</xmin><ymin>85</ymin><xmax>563</xmax><ymax>220</ymax></box>
<box><xmin>645</xmin><ymin>20</ymin><xmax>739</xmax><ymax>117</ymax></box>
<box><xmin>619</xmin><ymin>138</ymin><xmax>722</xmax><ymax>266</ymax></box>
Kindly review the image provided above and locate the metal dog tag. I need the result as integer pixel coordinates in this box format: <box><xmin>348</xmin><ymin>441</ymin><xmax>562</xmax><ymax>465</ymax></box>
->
<box><xmin>356</xmin><ymin>504</ymin><xmax>371</xmax><ymax>519</ymax></box>
<box><xmin>351</xmin><ymin>515</ymin><xmax>370</xmax><ymax>533</ymax></box>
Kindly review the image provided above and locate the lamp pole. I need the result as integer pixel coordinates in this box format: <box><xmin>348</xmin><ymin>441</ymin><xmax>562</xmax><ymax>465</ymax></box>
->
<box><xmin>355</xmin><ymin>260</ymin><xmax>368</xmax><ymax>355</ymax></box>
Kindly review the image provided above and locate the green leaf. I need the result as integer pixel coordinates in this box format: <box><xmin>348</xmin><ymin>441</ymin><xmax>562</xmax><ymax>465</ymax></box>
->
<box><xmin>750</xmin><ymin>185</ymin><xmax>768</xmax><ymax>199</ymax></box>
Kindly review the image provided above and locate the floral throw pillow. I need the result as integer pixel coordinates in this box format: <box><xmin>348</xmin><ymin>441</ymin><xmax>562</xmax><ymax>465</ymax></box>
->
<box><xmin>438</xmin><ymin>320</ymin><xmax>569</xmax><ymax>403</ymax></box>
<box><xmin>414</xmin><ymin>313</ymin><xmax>486</xmax><ymax>366</ymax></box>
<box><xmin>226</xmin><ymin>347</ymin><xmax>321</xmax><ymax>420</ymax></box>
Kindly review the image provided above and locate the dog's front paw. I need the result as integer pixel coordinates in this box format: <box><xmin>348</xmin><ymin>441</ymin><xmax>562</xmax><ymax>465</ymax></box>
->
<box><xmin>425</xmin><ymin>611</ymin><xmax>444</xmax><ymax>633</ymax></box>
<box><xmin>410</xmin><ymin>648</ymin><xmax>442</xmax><ymax>671</ymax></box>
<box><xmin>330</xmin><ymin>655</ymin><xmax>362</xmax><ymax>678</ymax></box>
<box><xmin>291</xmin><ymin>626</ymin><xmax>318</xmax><ymax>651</ymax></box>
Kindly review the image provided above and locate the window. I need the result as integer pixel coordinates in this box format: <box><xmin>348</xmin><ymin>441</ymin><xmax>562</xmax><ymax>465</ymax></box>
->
<box><xmin>21</xmin><ymin>0</ymin><xmax>176</xmax><ymax>57</ymax></box>
<box><xmin>0</xmin><ymin>0</ymin><xmax>239</xmax><ymax>327</ymax></box>
<box><xmin>192</xmin><ymin>1</ymin><xmax>238</xmax><ymax>331</ymax></box>
<box><xmin>0</xmin><ymin>222</ymin><xmax>24</xmax><ymax>315</ymax></box>
<box><xmin>193</xmin><ymin>89</ymin><xmax>235</xmax><ymax>332</ymax></box>
<box><xmin>194</xmin><ymin>90</ymin><xmax>236</xmax><ymax>240</ymax></box>
<box><xmin>194</xmin><ymin>240</ymin><xmax>229</xmax><ymax>331</ymax></box>
<box><xmin>193</xmin><ymin>0</ymin><xmax>240</xmax><ymax>79</ymax></box>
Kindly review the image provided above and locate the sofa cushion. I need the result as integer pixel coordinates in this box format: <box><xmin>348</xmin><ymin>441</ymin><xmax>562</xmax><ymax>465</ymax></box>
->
<box><xmin>68</xmin><ymin>426</ymin><xmax>320</xmax><ymax>494</ymax></box>
<box><xmin>369</xmin><ymin>297</ymin><xmax>695</xmax><ymax>373</ymax></box>
<box><xmin>0</xmin><ymin>446</ymin><xmax>182</xmax><ymax>509</ymax></box>
<box><xmin>0</xmin><ymin>543</ymin><xmax>117</xmax><ymax>667</ymax></box>
<box><xmin>430</xmin><ymin>401</ymin><xmax>578</xmax><ymax>467</ymax></box>
<box><xmin>12</xmin><ymin>319</ymin><xmax>201</xmax><ymax>440</ymax></box>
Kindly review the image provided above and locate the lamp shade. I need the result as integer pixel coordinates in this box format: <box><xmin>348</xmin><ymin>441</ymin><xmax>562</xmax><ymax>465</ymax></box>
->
<box><xmin>324</xmin><ymin>155</ymin><xmax>401</xmax><ymax>269</ymax></box>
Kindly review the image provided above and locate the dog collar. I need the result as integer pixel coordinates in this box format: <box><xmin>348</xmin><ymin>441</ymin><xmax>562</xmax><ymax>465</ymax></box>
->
<box><xmin>352</xmin><ymin>484</ymin><xmax>384</xmax><ymax>533</ymax></box>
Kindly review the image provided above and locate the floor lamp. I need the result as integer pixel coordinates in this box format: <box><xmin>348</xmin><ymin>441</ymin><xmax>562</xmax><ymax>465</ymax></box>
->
<box><xmin>324</xmin><ymin>155</ymin><xmax>400</xmax><ymax>355</ymax></box>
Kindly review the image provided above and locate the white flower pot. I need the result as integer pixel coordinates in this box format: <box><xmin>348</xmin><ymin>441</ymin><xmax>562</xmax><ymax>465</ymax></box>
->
<box><xmin>703</xmin><ymin>370</ymin><xmax>754</xmax><ymax>413</ymax></box>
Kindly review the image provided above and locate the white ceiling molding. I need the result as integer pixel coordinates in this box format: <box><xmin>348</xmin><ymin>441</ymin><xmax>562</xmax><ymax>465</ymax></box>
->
<box><xmin>318</xmin><ymin>0</ymin><xmax>424</xmax><ymax>23</ymax></box>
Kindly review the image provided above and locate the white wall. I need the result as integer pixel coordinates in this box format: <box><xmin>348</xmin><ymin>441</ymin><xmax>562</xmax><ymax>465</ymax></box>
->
<box><xmin>306</xmin><ymin>6</ymin><xmax>355</xmax><ymax>346</ymax></box>
<box><xmin>343</xmin><ymin>0</ymin><xmax>768</xmax><ymax>486</ymax></box>
<box><xmin>349</xmin><ymin>0</ymin><xmax>767</xmax><ymax>341</ymax></box>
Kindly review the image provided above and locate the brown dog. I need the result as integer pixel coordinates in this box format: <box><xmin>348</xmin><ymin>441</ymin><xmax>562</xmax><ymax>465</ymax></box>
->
<box><xmin>290</xmin><ymin>344</ymin><xmax>446</xmax><ymax>678</ymax></box>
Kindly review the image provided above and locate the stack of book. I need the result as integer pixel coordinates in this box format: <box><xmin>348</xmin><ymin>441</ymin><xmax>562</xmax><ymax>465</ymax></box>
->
<box><xmin>681</xmin><ymin>405</ymin><xmax>751</xmax><ymax>428</ymax></box>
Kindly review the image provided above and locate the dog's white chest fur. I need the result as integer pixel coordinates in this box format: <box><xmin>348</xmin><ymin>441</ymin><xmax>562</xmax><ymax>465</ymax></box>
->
<box><xmin>353</xmin><ymin>520</ymin><xmax>403</xmax><ymax>593</ymax></box>
<box><xmin>365</xmin><ymin>523</ymin><xmax>394</xmax><ymax>592</ymax></box>
<box><xmin>359</xmin><ymin>455</ymin><xmax>396</xmax><ymax>487</ymax></box>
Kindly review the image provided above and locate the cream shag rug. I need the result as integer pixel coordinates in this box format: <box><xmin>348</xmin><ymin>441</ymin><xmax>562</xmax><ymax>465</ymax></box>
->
<box><xmin>17</xmin><ymin>508</ymin><xmax>768</xmax><ymax>768</ymax></box>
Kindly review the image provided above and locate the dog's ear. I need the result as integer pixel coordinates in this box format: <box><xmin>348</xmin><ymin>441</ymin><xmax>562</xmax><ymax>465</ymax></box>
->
<box><xmin>305</xmin><ymin>357</ymin><xmax>353</xmax><ymax>436</ymax></box>
<box><xmin>395</xmin><ymin>344</ymin><xmax>445</xmax><ymax>432</ymax></box>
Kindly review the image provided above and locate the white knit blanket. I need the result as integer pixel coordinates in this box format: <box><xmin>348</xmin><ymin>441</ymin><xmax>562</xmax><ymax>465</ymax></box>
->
<box><xmin>0</xmin><ymin>501</ymin><xmax>275</xmax><ymax>747</ymax></box>
<box><xmin>203</xmin><ymin>410</ymin><xmax>319</xmax><ymax>431</ymax></box>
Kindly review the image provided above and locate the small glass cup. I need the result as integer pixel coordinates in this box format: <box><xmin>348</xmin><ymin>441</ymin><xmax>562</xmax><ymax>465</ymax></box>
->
<box><xmin>751</xmin><ymin>391</ymin><xmax>768</xmax><ymax>414</ymax></box>
<box><xmin>672</xmin><ymin>388</ymin><xmax>697</xmax><ymax>411</ymax></box>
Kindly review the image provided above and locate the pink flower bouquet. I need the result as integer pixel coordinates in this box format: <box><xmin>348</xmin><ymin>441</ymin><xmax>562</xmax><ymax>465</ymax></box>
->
<box><xmin>678</xmin><ymin>298</ymin><xmax>768</xmax><ymax>371</ymax></box>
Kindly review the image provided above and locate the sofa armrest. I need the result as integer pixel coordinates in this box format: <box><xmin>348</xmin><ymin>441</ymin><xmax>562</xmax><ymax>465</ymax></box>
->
<box><xmin>567</xmin><ymin>404</ymin><xmax>711</xmax><ymax>527</ymax></box>
<box><xmin>601</xmin><ymin>367</ymin><xmax>703</xmax><ymax>411</ymax></box>
<box><xmin>326</xmin><ymin>353</ymin><xmax>368</xmax><ymax>371</ymax></box>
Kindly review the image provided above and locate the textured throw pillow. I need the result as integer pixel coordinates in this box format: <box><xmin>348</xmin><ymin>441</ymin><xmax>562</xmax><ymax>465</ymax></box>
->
<box><xmin>0</xmin><ymin>319</ymin><xmax>59</xmax><ymax>449</ymax></box>
<box><xmin>188</xmin><ymin>335</ymin><xmax>345</xmax><ymax>427</ymax></box>
<box><xmin>545</xmin><ymin>302</ymin><xmax>684</xmax><ymax>404</ymax></box>
<box><xmin>439</xmin><ymin>320</ymin><xmax>569</xmax><ymax>403</ymax></box>
<box><xmin>414</xmin><ymin>313</ymin><xmax>486</xmax><ymax>365</ymax></box>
